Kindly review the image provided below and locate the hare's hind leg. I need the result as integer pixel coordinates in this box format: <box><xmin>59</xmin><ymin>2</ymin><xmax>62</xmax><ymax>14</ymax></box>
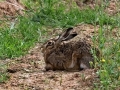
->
<box><xmin>68</xmin><ymin>51</ymin><xmax>78</xmax><ymax>68</ymax></box>
<box><xmin>68</xmin><ymin>51</ymin><xmax>81</xmax><ymax>71</ymax></box>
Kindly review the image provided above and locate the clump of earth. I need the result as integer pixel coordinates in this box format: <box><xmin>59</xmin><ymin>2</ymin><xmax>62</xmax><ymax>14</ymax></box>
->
<box><xmin>0</xmin><ymin>0</ymin><xmax>26</xmax><ymax>18</ymax></box>
<box><xmin>75</xmin><ymin>0</ymin><xmax>120</xmax><ymax>15</ymax></box>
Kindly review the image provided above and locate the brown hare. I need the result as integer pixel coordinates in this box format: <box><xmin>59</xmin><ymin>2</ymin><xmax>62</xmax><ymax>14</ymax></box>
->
<box><xmin>41</xmin><ymin>27</ymin><xmax>99</xmax><ymax>71</ymax></box>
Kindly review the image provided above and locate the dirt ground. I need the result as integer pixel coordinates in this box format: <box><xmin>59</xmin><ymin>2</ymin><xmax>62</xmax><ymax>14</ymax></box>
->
<box><xmin>75</xmin><ymin>0</ymin><xmax>120</xmax><ymax>16</ymax></box>
<box><xmin>0</xmin><ymin>0</ymin><xmax>26</xmax><ymax>19</ymax></box>
<box><xmin>0</xmin><ymin>0</ymin><xmax>119</xmax><ymax>90</ymax></box>
<box><xmin>0</xmin><ymin>50</ymin><xmax>99</xmax><ymax>90</ymax></box>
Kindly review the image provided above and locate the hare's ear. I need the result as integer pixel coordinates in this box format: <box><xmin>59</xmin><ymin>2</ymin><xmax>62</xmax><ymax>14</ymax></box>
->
<box><xmin>62</xmin><ymin>27</ymin><xmax>73</xmax><ymax>38</ymax></box>
<box><xmin>55</xmin><ymin>27</ymin><xmax>77</xmax><ymax>46</ymax></box>
<box><xmin>58</xmin><ymin>27</ymin><xmax>73</xmax><ymax>40</ymax></box>
<box><xmin>63</xmin><ymin>32</ymin><xmax>77</xmax><ymax>41</ymax></box>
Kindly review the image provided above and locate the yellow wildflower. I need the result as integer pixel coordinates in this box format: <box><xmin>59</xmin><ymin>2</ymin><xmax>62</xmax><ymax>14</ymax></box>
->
<box><xmin>100</xmin><ymin>58</ymin><xmax>106</xmax><ymax>63</ymax></box>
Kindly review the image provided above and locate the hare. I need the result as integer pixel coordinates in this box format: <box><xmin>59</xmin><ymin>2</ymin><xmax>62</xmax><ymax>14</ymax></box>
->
<box><xmin>41</xmin><ymin>27</ymin><xmax>99</xmax><ymax>71</ymax></box>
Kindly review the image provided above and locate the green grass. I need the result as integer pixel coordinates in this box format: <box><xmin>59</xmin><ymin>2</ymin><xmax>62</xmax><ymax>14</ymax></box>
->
<box><xmin>0</xmin><ymin>17</ymin><xmax>40</xmax><ymax>59</ymax></box>
<box><xmin>32</xmin><ymin>0</ymin><xmax>117</xmax><ymax>28</ymax></box>
<box><xmin>93</xmin><ymin>26</ymin><xmax>120</xmax><ymax>90</ymax></box>
<box><xmin>0</xmin><ymin>0</ymin><xmax>120</xmax><ymax>89</ymax></box>
<box><xmin>0</xmin><ymin>73</ymin><xmax>9</xmax><ymax>83</ymax></box>
<box><xmin>0</xmin><ymin>62</ymin><xmax>9</xmax><ymax>83</ymax></box>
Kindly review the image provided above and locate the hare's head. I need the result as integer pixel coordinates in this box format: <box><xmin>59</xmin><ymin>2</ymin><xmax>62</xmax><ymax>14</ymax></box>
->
<box><xmin>41</xmin><ymin>27</ymin><xmax>77</xmax><ymax>53</ymax></box>
<box><xmin>41</xmin><ymin>27</ymin><xmax>77</xmax><ymax>71</ymax></box>
<box><xmin>41</xmin><ymin>38</ymin><xmax>56</xmax><ymax>53</ymax></box>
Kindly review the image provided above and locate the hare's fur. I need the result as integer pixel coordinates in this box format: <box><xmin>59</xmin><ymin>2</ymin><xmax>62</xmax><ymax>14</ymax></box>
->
<box><xmin>41</xmin><ymin>25</ymin><xmax>99</xmax><ymax>71</ymax></box>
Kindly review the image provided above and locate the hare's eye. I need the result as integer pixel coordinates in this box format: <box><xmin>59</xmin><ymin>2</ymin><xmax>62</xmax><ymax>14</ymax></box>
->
<box><xmin>48</xmin><ymin>41</ymin><xmax>52</xmax><ymax>45</ymax></box>
<box><xmin>46</xmin><ymin>41</ymin><xmax>54</xmax><ymax>48</ymax></box>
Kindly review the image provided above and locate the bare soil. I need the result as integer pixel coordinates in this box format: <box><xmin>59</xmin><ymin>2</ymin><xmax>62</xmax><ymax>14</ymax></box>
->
<box><xmin>75</xmin><ymin>0</ymin><xmax>120</xmax><ymax>15</ymax></box>
<box><xmin>0</xmin><ymin>0</ymin><xmax>26</xmax><ymax>19</ymax></box>
<box><xmin>0</xmin><ymin>47</ymin><xmax>99</xmax><ymax>90</ymax></box>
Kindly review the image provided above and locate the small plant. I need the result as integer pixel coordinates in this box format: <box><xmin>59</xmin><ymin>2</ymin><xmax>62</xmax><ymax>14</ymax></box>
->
<box><xmin>0</xmin><ymin>63</ymin><xmax>9</xmax><ymax>83</ymax></box>
<box><xmin>0</xmin><ymin>73</ymin><xmax>9</xmax><ymax>83</ymax></box>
